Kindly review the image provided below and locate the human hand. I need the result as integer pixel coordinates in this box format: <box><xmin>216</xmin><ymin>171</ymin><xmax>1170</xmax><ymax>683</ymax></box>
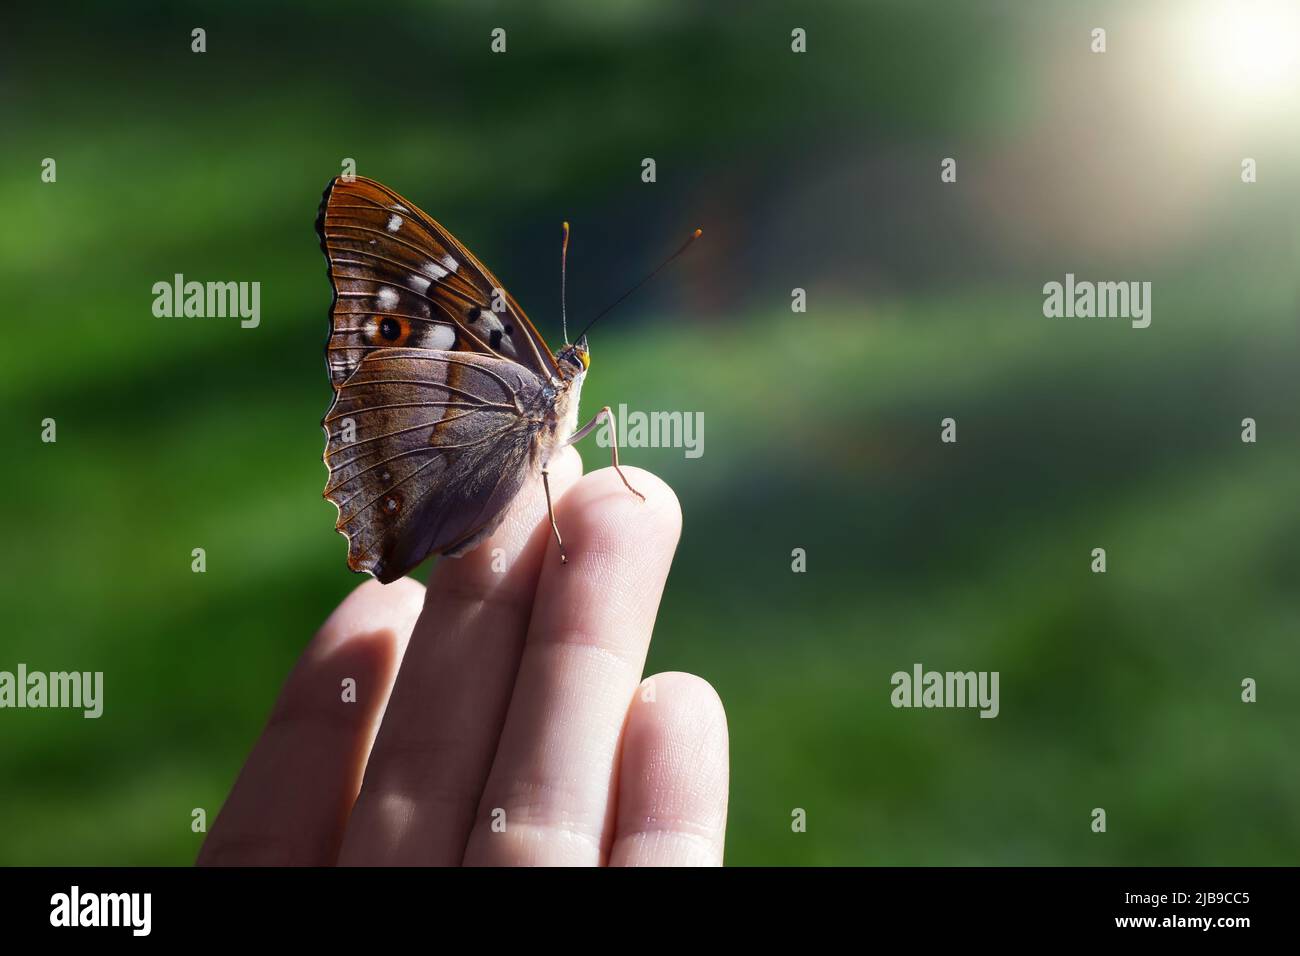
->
<box><xmin>198</xmin><ymin>449</ymin><xmax>729</xmax><ymax>866</ymax></box>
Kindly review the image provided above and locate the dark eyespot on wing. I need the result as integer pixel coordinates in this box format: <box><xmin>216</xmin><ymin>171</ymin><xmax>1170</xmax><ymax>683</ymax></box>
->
<box><xmin>317</xmin><ymin>176</ymin><xmax>562</xmax><ymax>386</ymax></box>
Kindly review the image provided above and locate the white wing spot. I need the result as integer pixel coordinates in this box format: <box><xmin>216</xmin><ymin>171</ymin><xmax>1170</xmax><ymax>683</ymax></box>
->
<box><xmin>422</xmin><ymin>260</ymin><xmax>449</xmax><ymax>280</ymax></box>
<box><xmin>408</xmin><ymin>275</ymin><xmax>431</xmax><ymax>295</ymax></box>
<box><xmin>377</xmin><ymin>287</ymin><xmax>399</xmax><ymax>309</ymax></box>
<box><xmin>440</xmin><ymin>254</ymin><xmax>458</xmax><ymax>273</ymax></box>
<box><xmin>386</xmin><ymin>214</ymin><xmax>403</xmax><ymax>232</ymax></box>
<box><xmin>428</xmin><ymin>324</ymin><xmax>456</xmax><ymax>349</ymax></box>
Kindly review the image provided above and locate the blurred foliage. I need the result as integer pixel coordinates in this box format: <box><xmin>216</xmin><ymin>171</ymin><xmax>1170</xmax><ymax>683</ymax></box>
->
<box><xmin>1</xmin><ymin>0</ymin><xmax>1297</xmax><ymax>865</ymax></box>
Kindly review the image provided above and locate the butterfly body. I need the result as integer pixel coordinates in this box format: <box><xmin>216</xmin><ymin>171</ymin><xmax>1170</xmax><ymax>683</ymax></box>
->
<box><xmin>316</xmin><ymin>176</ymin><xmax>608</xmax><ymax>583</ymax></box>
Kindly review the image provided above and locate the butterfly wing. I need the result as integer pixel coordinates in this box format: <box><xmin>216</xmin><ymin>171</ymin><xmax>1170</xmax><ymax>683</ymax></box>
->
<box><xmin>316</xmin><ymin>175</ymin><xmax>560</xmax><ymax>389</ymax></box>
<box><xmin>323</xmin><ymin>347</ymin><xmax>548</xmax><ymax>582</ymax></box>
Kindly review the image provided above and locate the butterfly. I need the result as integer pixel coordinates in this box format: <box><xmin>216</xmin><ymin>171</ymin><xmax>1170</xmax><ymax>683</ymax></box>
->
<box><xmin>316</xmin><ymin>175</ymin><xmax>673</xmax><ymax>583</ymax></box>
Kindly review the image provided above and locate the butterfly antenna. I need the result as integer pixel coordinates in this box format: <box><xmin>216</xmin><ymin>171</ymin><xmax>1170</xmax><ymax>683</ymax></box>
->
<box><xmin>575</xmin><ymin>227</ymin><xmax>702</xmax><ymax>342</ymax></box>
<box><xmin>561</xmin><ymin>221</ymin><xmax>571</xmax><ymax>345</ymax></box>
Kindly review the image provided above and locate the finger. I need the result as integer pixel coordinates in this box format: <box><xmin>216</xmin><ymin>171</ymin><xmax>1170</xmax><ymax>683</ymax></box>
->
<box><xmin>609</xmin><ymin>672</ymin><xmax>729</xmax><ymax>866</ymax></box>
<box><xmin>339</xmin><ymin>447</ymin><xmax>584</xmax><ymax>866</ymax></box>
<box><xmin>463</xmin><ymin>466</ymin><xmax>681</xmax><ymax>866</ymax></box>
<box><xmin>198</xmin><ymin>578</ymin><xmax>423</xmax><ymax>865</ymax></box>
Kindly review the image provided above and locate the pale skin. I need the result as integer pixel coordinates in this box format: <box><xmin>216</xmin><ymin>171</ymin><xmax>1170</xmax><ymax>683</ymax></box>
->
<box><xmin>198</xmin><ymin>450</ymin><xmax>729</xmax><ymax>865</ymax></box>
<box><xmin>543</xmin><ymin>404</ymin><xmax>643</xmax><ymax>563</ymax></box>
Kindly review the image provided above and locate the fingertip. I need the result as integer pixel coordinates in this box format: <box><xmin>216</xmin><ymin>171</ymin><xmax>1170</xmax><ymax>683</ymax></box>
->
<box><xmin>311</xmin><ymin>577</ymin><xmax>425</xmax><ymax>659</ymax></box>
<box><xmin>555</xmin><ymin>465</ymin><xmax>682</xmax><ymax>561</ymax></box>
<box><xmin>340</xmin><ymin>575</ymin><xmax>425</xmax><ymax>614</ymax></box>
<box><xmin>613</xmin><ymin>671</ymin><xmax>730</xmax><ymax>867</ymax></box>
<box><xmin>551</xmin><ymin>445</ymin><xmax>584</xmax><ymax>485</ymax></box>
<box><xmin>628</xmin><ymin>672</ymin><xmax>728</xmax><ymax>749</ymax></box>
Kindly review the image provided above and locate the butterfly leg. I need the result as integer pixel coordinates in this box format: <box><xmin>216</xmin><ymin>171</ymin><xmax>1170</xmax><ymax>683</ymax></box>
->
<box><xmin>567</xmin><ymin>405</ymin><xmax>645</xmax><ymax>501</ymax></box>
<box><xmin>541</xmin><ymin>466</ymin><xmax>567</xmax><ymax>564</ymax></box>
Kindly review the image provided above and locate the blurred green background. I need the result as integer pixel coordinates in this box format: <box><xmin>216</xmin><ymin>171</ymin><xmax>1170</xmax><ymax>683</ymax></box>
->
<box><xmin>2</xmin><ymin>0</ymin><xmax>1298</xmax><ymax>865</ymax></box>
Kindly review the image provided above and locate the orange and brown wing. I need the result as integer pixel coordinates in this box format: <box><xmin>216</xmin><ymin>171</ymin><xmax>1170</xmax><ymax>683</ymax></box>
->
<box><xmin>316</xmin><ymin>175</ymin><xmax>560</xmax><ymax>390</ymax></box>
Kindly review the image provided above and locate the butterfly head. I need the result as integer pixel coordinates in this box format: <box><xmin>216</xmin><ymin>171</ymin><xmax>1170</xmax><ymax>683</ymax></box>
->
<box><xmin>555</xmin><ymin>334</ymin><xmax>590</xmax><ymax>380</ymax></box>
